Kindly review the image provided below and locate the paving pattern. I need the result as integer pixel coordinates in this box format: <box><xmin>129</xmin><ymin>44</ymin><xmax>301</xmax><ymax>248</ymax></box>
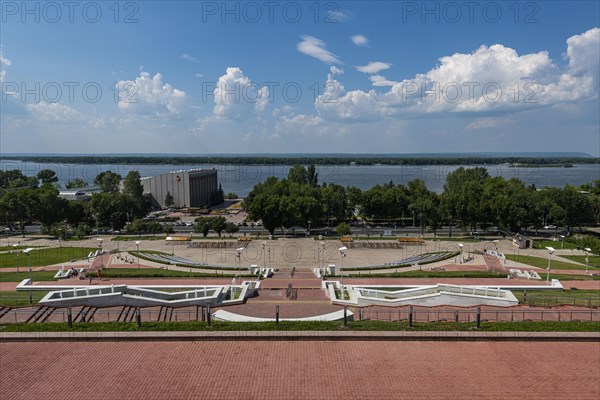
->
<box><xmin>1</xmin><ymin>341</ymin><xmax>599</xmax><ymax>400</ymax></box>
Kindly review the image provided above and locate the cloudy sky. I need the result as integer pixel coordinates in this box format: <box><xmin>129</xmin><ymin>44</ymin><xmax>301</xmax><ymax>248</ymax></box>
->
<box><xmin>1</xmin><ymin>1</ymin><xmax>599</xmax><ymax>155</ymax></box>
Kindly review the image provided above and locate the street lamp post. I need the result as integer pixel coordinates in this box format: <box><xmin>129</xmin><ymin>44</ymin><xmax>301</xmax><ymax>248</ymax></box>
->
<box><xmin>261</xmin><ymin>242</ymin><xmax>267</xmax><ymax>270</ymax></box>
<box><xmin>319</xmin><ymin>242</ymin><xmax>327</xmax><ymax>276</ymax></box>
<box><xmin>458</xmin><ymin>243</ymin><xmax>464</xmax><ymax>269</ymax></box>
<box><xmin>12</xmin><ymin>243</ymin><xmax>20</xmax><ymax>273</ymax></box>
<box><xmin>545</xmin><ymin>246</ymin><xmax>555</xmax><ymax>286</ymax></box>
<box><xmin>97</xmin><ymin>238</ymin><xmax>104</xmax><ymax>268</ymax></box>
<box><xmin>584</xmin><ymin>247</ymin><xmax>592</xmax><ymax>275</ymax></box>
<box><xmin>339</xmin><ymin>246</ymin><xmax>347</xmax><ymax>299</ymax></box>
<box><xmin>308</xmin><ymin>220</ymin><xmax>311</xmax><ymax>238</ymax></box>
<box><xmin>236</xmin><ymin>247</ymin><xmax>244</xmax><ymax>285</ymax></box>
<box><xmin>23</xmin><ymin>248</ymin><xmax>34</xmax><ymax>304</ymax></box>
<box><xmin>560</xmin><ymin>235</ymin><xmax>565</xmax><ymax>249</ymax></box>
<box><xmin>135</xmin><ymin>241</ymin><xmax>141</xmax><ymax>269</ymax></box>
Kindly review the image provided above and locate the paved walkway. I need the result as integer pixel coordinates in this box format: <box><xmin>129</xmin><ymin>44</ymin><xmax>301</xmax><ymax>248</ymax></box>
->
<box><xmin>1</xmin><ymin>341</ymin><xmax>598</xmax><ymax>399</ymax></box>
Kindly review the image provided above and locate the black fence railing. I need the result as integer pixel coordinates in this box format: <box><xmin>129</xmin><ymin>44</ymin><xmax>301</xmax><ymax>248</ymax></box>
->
<box><xmin>0</xmin><ymin>306</ymin><xmax>598</xmax><ymax>325</ymax></box>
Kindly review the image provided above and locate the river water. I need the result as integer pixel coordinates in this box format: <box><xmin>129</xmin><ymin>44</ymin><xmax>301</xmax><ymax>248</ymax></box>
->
<box><xmin>1</xmin><ymin>160</ymin><xmax>598</xmax><ymax>196</ymax></box>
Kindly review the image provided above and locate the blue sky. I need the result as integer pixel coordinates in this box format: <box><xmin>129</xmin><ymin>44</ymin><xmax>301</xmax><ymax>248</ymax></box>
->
<box><xmin>1</xmin><ymin>1</ymin><xmax>599</xmax><ymax>155</ymax></box>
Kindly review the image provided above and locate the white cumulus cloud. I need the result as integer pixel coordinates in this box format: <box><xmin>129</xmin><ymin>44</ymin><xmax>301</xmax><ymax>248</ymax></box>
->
<box><xmin>313</xmin><ymin>28</ymin><xmax>600</xmax><ymax>121</ymax></box>
<box><xmin>212</xmin><ymin>67</ymin><xmax>269</xmax><ymax>122</ymax></box>
<box><xmin>356</xmin><ymin>61</ymin><xmax>392</xmax><ymax>74</ymax></box>
<box><xmin>180</xmin><ymin>53</ymin><xmax>198</xmax><ymax>63</ymax></box>
<box><xmin>370</xmin><ymin>75</ymin><xmax>399</xmax><ymax>87</ymax></box>
<box><xmin>26</xmin><ymin>102</ymin><xmax>81</xmax><ymax>121</ymax></box>
<box><xmin>297</xmin><ymin>35</ymin><xmax>341</xmax><ymax>64</ymax></box>
<box><xmin>330</xmin><ymin>66</ymin><xmax>344</xmax><ymax>76</ymax></box>
<box><xmin>351</xmin><ymin>35</ymin><xmax>369</xmax><ymax>46</ymax></box>
<box><xmin>116</xmin><ymin>72</ymin><xmax>187</xmax><ymax>116</ymax></box>
<box><xmin>0</xmin><ymin>51</ymin><xmax>11</xmax><ymax>82</ymax></box>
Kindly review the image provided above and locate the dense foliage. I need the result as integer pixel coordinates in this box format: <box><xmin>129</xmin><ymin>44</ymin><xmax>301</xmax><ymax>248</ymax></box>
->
<box><xmin>243</xmin><ymin>165</ymin><xmax>600</xmax><ymax>237</ymax></box>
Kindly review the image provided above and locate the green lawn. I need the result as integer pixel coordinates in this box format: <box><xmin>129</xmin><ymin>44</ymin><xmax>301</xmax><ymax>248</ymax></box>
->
<box><xmin>512</xmin><ymin>289</ymin><xmax>600</xmax><ymax>307</ymax></box>
<box><xmin>112</xmin><ymin>236</ymin><xmax>168</xmax><ymax>241</ymax></box>
<box><xmin>98</xmin><ymin>268</ymin><xmax>246</xmax><ymax>279</ymax></box>
<box><xmin>426</xmin><ymin>237</ymin><xmax>480</xmax><ymax>243</ymax></box>
<box><xmin>1</xmin><ymin>320</ymin><xmax>598</xmax><ymax>333</ymax></box>
<box><xmin>505</xmin><ymin>254</ymin><xmax>589</xmax><ymax>270</ymax></box>
<box><xmin>343</xmin><ymin>252</ymin><xmax>458</xmax><ymax>271</ymax></box>
<box><xmin>0</xmin><ymin>271</ymin><xmax>58</xmax><ymax>282</ymax></box>
<box><xmin>532</xmin><ymin>240</ymin><xmax>579</xmax><ymax>250</ymax></box>
<box><xmin>0</xmin><ymin>247</ymin><xmax>98</xmax><ymax>268</ymax></box>
<box><xmin>0</xmin><ymin>245</ymin><xmax>40</xmax><ymax>251</ymax></box>
<box><xmin>0</xmin><ymin>291</ymin><xmax>49</xmax><ymax>307</ymax></box>
<box><xmin>346</xmin><ymin>270</ymin><xmax>502</xmax><ymax>279</ymax></box>
<box><xmin>547</xmin><ymin>273</ymin><xmax>600</xmax><ymax>281</ymax></box>
<box><xmin>561</xmin><ymin>255</ymin><xmax>600</xmax><ymax>268</ymax></box>
<box><xmin>129</xmin><ymin>251</ymin><xmax>239</xmax><ymax>272</ymax></box>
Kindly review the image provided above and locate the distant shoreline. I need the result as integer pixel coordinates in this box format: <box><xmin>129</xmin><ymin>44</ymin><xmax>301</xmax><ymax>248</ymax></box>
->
<box><xmin>1</xmin><ymin>155</ymin><xmax>599</xmax><ymax>167</ymax></box>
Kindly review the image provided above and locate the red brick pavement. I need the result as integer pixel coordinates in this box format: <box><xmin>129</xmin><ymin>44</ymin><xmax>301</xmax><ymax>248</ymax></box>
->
<box><xmin>1</xmin><ymin>341</ymin><xmax>599</xmax><ymax>400</ymax></box>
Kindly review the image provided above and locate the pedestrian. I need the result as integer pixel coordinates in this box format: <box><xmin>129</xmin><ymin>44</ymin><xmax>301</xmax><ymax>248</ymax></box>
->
<box><xmin>88</xmin><ymin>274</ymin><xmax>92</xmax><ymax>285</ymax></box>
<box><xmin>97</xmin><ymin>269</ymin><xmax>102</xmax><ymax>280</ymax></box>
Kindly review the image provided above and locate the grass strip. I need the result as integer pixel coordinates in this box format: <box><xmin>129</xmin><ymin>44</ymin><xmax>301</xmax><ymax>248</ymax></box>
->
<box><xmin>1</xmin><ymin>320</ymin><xmax>598</xmax><ymax>333</ymax></box>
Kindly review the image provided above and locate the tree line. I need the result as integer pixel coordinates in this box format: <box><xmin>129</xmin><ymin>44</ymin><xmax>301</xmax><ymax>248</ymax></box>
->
<box><xmin>244</xmin><ymin>165</ymin><xmax>600</xmax><ymax>236</ymax></box>
<box><xmin>2</xmin><ymin>155</ymin><xmax>598</xmax><ymax>166</ymax></box>
<box><xmin>0</xmin><ymin>169</ymin><xmax>146</xmax><ymax>238</ymax></box>
<box><xmin>1</xmin><ymin>165</ymin><xmax>598</xmax><ymax>242</ymax></box>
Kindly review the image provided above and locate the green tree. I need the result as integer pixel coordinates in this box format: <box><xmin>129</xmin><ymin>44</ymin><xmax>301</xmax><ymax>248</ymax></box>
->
<box><xmin>335</xmin><ymin>222</ymin><xmax>351</xmax><ymax>236</ymax></box>
<box><xmin>0</xmin><ymin>188</ymin><xmax>36</xmax><ymax>236</ymax></box>
<box><xmin>65</xmin><ymin>178</ymin><xmax>88</xmax><ymax>189</ymax></box>
<box><xmin>244</xmin><ymin>177</ymin><xmax>287</xmax><ymax>235</ymax></box>
<box><xmin>321</xmin><ymin>183</ymin><xmax>350</xmax><ymax>225</ymax></box>
<box><xmin>225</xmin><ymin>192</ymin><xmax>239</xmax><ymax>199</ymax></box>
<box><xmin>64</xmin><ymin>201</ymin><xmax>88</xmax><ymax>227</ymax></box>
<box><xmin>164</xmin><ymin>191</ymin><xmax>175</xmax><ymax>208</ymax></box>
<box><xmin>128</xmin><ymin>219</ymin><xmax>148</xmax><ymax>235</ymax></box>
<box><xmin>147</xmin><ymin>221</ymin><xmax>163</xmax><ymax>236</ymax></box>
<box><xmin>210</xmin><ymin>184</ymin><xmax>225</xmax><ymax>206</ymax></box>
<box><xmin>225</xmin><ymin>222</ymin><xmax>239</xmax><ymax>237</ymax></box>
<box><xmin>122</xmin><ymin>171</ymin><xmax>144</xmax><ymax>216</ymax></box>
<box><xmin>0</xmin><ymin>170</ymin><xmax>28</xmax><ymax>189</ymax></box>
<box><xmin>30</xmin><ymin>185</ymin><xmax>68</xmax><ymax>228</ymax></box>
<box><xmin>75</xmin><ymin>223</ymin><xmax>92</xmax><ymax>239</ymax></box>
<box><xmin>287</xmin><ymin>164</ymin><xmax>308</xmax><ymax>185</ymax></box>
<box><xmin>88</xmin><ymin>192</ymin><xmax>132</xmax><ymax>231</ymax></box>
<box><xmin>407</xmin><ymin>179</ymin><xmax>437</xmax><ymax>236</ymax></box>
<box><xmin>94</xmin><ymin>171</ymin><xmax>122</xmax><ymax>193</ymax></box>
<box><xmin>211</xmin><ymin>216</ymin><xmax>227</xmax><ymax>237</ymax></box>
<box><xmin>194</xmin><ymin>217</ymin><xmax>211</xmax><ymax>237</ymax></box>
<box><xmin>37</xmin><ymin>169</ymin><xmax>58</xmax><ymax>185</ymax></box>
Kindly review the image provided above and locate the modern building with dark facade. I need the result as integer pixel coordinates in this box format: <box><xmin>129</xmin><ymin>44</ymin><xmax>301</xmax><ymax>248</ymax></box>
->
<box><xmin>141</xmin><ymin>169</ymin><xmax>218</xmax><ymax>208</ymax></box>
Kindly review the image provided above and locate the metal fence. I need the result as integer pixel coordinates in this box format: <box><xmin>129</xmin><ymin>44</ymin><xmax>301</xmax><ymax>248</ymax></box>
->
<box><xmin>522</xmin><ymin>296</ymin><xmax>600</xmax><ymax>308</ymax></box>
<box><xmin>356</xmin><ymin>306</ymin><xmax>600</xmax><ymax>323</ymax></box>
<box><xmin>0</xmin><ymin>305</ymin><xmax>599</xmax><ymax>325</ymax></box>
